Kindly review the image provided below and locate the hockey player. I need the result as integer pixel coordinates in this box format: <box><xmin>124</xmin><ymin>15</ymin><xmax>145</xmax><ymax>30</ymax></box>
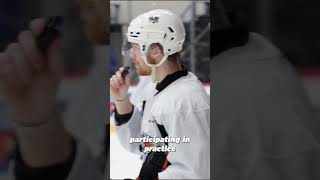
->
<box><xmin>110</xmin><ymin>9</ymin><xmax>210</xmax><ymax>179</ymax></box>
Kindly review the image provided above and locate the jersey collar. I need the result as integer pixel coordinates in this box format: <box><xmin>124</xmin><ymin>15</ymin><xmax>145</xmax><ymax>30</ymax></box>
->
<box><xmin>155</xmin><ymin>69</ymin><xmax>188</xmax><ymax>95</ymax></box>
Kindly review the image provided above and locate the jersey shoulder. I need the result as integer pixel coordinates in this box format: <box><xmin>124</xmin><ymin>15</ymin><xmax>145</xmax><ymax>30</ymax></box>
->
<box><xmin>152</xmin><ymin>73</ymin><xmax>210</xmax><ymax>115</ymax></box>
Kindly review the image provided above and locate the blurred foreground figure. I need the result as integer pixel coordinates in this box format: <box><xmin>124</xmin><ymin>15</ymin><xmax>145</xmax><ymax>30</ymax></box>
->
<box><xmin>212</xmin><ymin>0</ymin><xmax>320</xmax><ymax>180</ymax></box>
<box><xmin>0</xmin><ymin>0</ymin><xmax>108</xmax><ymax>179</ymax></box>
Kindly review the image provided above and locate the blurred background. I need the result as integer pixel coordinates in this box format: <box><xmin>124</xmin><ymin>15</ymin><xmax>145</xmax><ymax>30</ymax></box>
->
<box><xmin>0</xmin><ymin>1</ymin><xmax>101</xmax><ymax>179</ymax></box>
<box><xmin>221</xmin><ymin>0</ymin><xmax>320</xmax><ymax>117</ymax></box>
<box><xmin>1</xmin><ymin>0</ymin><xmax>319</xmax><ymax>179</ymax></box>
<box><xmin>110</xmin><ymin>0</ymin><xmax>210</xmax><ymax>179</ymax></box>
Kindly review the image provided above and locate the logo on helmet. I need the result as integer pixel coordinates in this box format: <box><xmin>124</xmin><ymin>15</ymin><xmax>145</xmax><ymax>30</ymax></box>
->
<box><xmin>149</xmin><ymin>16</ymin><xmax>159</xmax><ymax>23</ymax></box>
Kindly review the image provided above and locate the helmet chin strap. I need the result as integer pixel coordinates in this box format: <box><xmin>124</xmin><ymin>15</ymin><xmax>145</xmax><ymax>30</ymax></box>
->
<box><xmin>142</xmin><ymin>54</ymin><xmax>169</xmax><ymax>83</ymax></box>
<box><xmin>153</xmin><ymin>54</ymin><xmax>169</xmax><ymax>67</ymax></box>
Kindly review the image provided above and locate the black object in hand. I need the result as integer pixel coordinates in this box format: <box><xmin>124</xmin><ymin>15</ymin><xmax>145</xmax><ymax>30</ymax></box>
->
<box><xmin>121</xmin><ymin>66</ymin><xmax>130</xmax><ymax>79</ymax></box>
<box><xmin>36</xmin><ymin>16</ymin><xmax>63</xmax><ymax>54</ymax></box>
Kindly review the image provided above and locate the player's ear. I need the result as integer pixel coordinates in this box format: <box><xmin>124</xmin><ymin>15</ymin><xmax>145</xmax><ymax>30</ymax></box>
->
<box><xmin>153</xmin><ymin>48</ymin><xmax>163</xmax><ymax>58</ymax></box>
<box><xmin>148</xmin><ymin>43</ymin><xmax>163</xmax><ymax>57</ymax></box>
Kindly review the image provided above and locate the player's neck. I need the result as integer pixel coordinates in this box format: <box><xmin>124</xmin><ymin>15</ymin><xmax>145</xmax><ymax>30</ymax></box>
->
<box><xmin>155</xmin><ymin>61</ymin><xmax>181</xmax><ymax>82</ymax></box>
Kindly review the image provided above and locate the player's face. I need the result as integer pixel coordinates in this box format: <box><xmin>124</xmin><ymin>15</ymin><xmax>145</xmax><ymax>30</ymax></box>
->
<box><xmin>130</xmin><ymin>43</ymin><xmax>152</xmax><ymax>76</ymax></box>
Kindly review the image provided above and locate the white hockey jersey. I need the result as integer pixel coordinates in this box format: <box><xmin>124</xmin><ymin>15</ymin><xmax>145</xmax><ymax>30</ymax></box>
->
<box><xmin>115</xmin><ymin>72</ymin><xmax>210</xmax><ymax>179</ymax></box>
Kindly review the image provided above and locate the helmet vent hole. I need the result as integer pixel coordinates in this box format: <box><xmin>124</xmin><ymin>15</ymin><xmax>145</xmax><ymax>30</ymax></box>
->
<box><xmin>136</xmin><ymin>32</ymin><xmax>141</xmax><ymax>34</ymax></box>
<box><xmin>164</xmin><ymin>34</ymin><xmax>167</xmax><ymax>39</ymax></box>
<box><xmin>171</xmin><ymin>37</ymin><xmax>175</xmax><ymax>41</ymax></box>
<box><xmin>168</xmin><ymin>27</ymin><xmax>174</xmax><ymax>33</ymax></box>
<box><xmin>168</xmin><ymin>49</ymin><xmax>171</xmax><ymax>52</ymax></box>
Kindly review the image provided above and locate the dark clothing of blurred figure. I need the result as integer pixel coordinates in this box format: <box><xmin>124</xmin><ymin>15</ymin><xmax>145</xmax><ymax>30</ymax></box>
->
<box><xmin>212</xmin><ymin>28</ymin><xmax>320</xmax><ymax>180</ymax></box>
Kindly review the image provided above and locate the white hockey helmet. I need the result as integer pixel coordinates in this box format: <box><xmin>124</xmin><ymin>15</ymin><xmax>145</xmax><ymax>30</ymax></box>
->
<box><xmin>124</xmin><ymin>9</ymin><xmax>186</xmax><ymax>67</ymax></box>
